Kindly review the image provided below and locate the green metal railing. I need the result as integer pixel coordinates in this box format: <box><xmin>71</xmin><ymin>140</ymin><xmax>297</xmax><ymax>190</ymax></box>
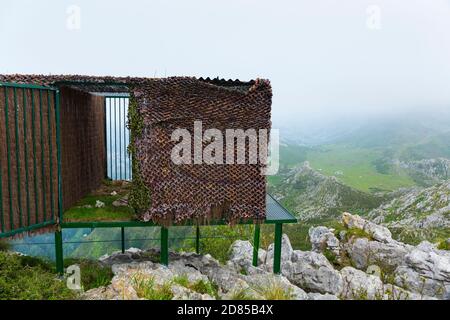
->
<box><xmin>0</xmin><ymin>82</ymin><xmax>61</xmax><ymax>238</ymax></box>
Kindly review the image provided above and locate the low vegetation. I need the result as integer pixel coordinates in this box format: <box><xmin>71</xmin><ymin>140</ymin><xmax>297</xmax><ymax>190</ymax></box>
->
<box><xmin>63</xmin><ymin>258</ymin><xmax>113</xmax><ymax>291</ymax></box>
<box><xmin>132</xmin><ymin>274</ymin><xmax>174</xmax><ymax>300</ymax></box>
<box><xmin>172</xmin><ymin>275</ymin><xmax>219</xmax><ymax>298</ymax></box>
<box><xmin>0</xmin><ymin>251</ymin><xmax>76</xmax><ymax>300</ymax></box>
<box><xmin>0</xmin><ymin>239</ymin><xmax>10</xmax><ymax>252</ymax></box>
<box><xmin>253</xmin><ymin>279</ymin><xmax>294</xmax><ymax>300</ymax></box>
<box><xmin>63</xmin><ymin>180</ymin><xmax>135</xmax><ymax>222</ymax></box>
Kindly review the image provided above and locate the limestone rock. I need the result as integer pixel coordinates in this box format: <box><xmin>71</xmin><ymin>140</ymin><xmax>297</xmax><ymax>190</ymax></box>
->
<box><xmin>284</xmin><ymin>250</ymin><xmax>343</xmax><ymax>295</ymax></box>
<box><xmin>307</xmin><ymin>292</ymin><xmax>339</xmax><ymax>300</ymax></box>
<box><xmin>345</xmin><ymin>237</ymin><xmax>410</xmax><ymax>270</ymax></box>
<box><xmin>342</xmin><ymin>212</ymin><xmax>392</xmax><ymax>243</ymax></box>
<box><xmin>309</xmin><ymin>226</ymin><xmax>341</xmax><ymax>258</ymax></box>
<box><xmin>394</xmin><ymin>242</ymin><xmax>450</xmax><ymax>299</ymax></box>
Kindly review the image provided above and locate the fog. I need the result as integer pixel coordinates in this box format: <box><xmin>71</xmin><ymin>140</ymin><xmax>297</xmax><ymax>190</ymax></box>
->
<box><xmin>1</xmin><ymin>0</ymin><xmax>450</xmax><ymax>128</ymax></box>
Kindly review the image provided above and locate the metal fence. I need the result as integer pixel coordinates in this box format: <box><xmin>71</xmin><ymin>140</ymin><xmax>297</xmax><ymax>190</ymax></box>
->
<box><xmin>105</xmin><ymin>96</ymin><xmax>131</xmax><ymax>181</ymax></box>
<box><xmin>0</xmin><ymin>83</ymin><xmax>61</xmax><ymax>237</ymax></box>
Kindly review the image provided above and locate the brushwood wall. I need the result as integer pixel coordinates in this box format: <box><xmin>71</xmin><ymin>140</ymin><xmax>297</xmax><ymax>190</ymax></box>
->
<box><xmin>60</xmin><ymin>86</ymin><xmax>106</xmax><ymax>210</ymax></box>
<box><xmin>0</xmin><ymin>86</ymin><xmax>59</xmax><ymax>234</ymax></box>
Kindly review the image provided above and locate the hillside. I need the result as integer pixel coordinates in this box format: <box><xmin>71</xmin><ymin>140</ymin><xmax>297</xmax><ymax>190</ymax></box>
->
<box><xmin>269</xmin><ymin>162</ymin><xmax>382</xmax><ymax>220</ymax></box>
<box><xmin>368</xmin><ymin>181</ymin><xmax>450</xmax><ymax>244</ymax></box>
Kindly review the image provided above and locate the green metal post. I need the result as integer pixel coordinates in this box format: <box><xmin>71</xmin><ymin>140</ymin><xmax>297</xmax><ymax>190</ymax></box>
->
<box><xmin>121</xmin><ymin>227</ymin><xmax>125</xmax><ymax>253</ymax></box>
<box><xmin>273</xmin><ymin>223</ymin><xmax>283</xmax><ymax>274</ymax></box>
<box><xmin>195</xmin><ymin>225</ymin><xmax>200</xmax><ymax>254</ymax></box>
<box><xmin>161</xmin><ymin>226</ymin><xmax>169</xmax><ymax>266</ymax></box>
<box><xmin>55</xmin><ymin>230</ymin><xmax>64</xmax><ymax>275</ymax></box>
<box><xmin>252</xmin><ymin>224</ymin><xmax>261</xmax><ymax>267</ymax></box>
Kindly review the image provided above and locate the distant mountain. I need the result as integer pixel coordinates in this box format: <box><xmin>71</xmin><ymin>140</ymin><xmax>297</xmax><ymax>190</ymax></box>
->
<box><xmin>269</xmin><ymin>162</ymin><xmax>383</xmax><ymax>221</ymax></box>
<box><xmin>396</xmin><ymin>158</ymin><xmax>450</xmax><ymax>186</ymax></box>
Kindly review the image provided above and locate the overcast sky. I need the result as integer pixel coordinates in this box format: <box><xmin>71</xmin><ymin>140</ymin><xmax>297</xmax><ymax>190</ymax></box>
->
<box><xmin>1</xmin><ymin>0</ymin><xmax>450</xmax><ymax>126</ymax></box>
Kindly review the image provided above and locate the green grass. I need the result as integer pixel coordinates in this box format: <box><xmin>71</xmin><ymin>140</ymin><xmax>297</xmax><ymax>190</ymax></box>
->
<box><xmin>306</xmin><ymin>144</ymin><xmax>416</xmax><ymax>193</ymax></box>
<box><xmin>252</xmin><ymin>279</ymin><xmax>294</xmax><ymax>300</ymax></box>
<box><xmin>0</xmin><ymin>251</ymin><xmax>77</xmax><ymax>300</ymax></box>
<box><xmin>437</xmin><ymin>239</ymin><xmax>450</xmax><ymax>250</ymax></box>
<box><xmin>132</xmin><ymin>274</ymin><xmax>174</xmax><ymax>300</ymax></box>
<box><xmin>64</xmin><ymin>194</ymin><xmax>135</xmax><ymax>222</ymax></box>
<box><xmin>0</xmin><ymin>239</ymin><xmax>10</xmax><ymax>252</ymax></box>
<box><xmin>63</xmin><ymin>258</ymin><xmax>113</xmax><ymax>291</ymax></box>
<box><xmin>229</xmin><ymin>287</ymin><xmax>257</xmax><ymax>300</ymax></box>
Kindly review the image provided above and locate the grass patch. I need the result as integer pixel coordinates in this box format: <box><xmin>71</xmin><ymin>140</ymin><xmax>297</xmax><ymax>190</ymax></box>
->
<box><xmin>0</xmin><ymin>239</ymin><xmax>10</xmax><ymax>252</ymax></box>
<box><xmin>253</xmin><ymin>279</ymin><xmax>294</xmax><ymax>300</ymax></box>
<box><xmin>63</xmin><ymin>258</ymin><xmax>113</xmax><ymax>291</ymax></box>
<box><xmin>63</xmin><ymin>181</ymin><xmax>135</xmax><ymax>222</ymax></box>
<box><xmin>132</xmin><ymin>274</ymin><xmax>173</xmax><ymax>300</ymax></box>
<box><xmin>172</xmin><ymin>275</ymin><xmax>219</xmax><ymax>298</ymax></box>
<box><xmin>340</xmin><ymin>227</ymin><xmax>373</xmax><ymax>241</ymax></box>
<box><xmin>437</xmin><ymin>239</ymin><xmax>450</xmax><ymax>250</ymax></box>
<box><xmin>0</xmin><ymin>251</ymin><xmax>76</xmax><ymax>300</ymax></box>
<box><xmin>229</xmin><ymin>287</ymin><xmax>257</xmax><ymax>300</ymax></box>
<box><xmin>190</xmin><ymin>279</ymin><xmax>219</xmax><ymax>298</ymax></box>
<box><xmin>306</xmin><ymin>144</ymin><xmax>416</xmax><ymax>192</ymax></box>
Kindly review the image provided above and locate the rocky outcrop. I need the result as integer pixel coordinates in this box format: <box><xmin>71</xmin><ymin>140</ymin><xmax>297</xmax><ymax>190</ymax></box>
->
<box><xmin>309</xmin><ymin>226</ymin><xmax>341</xmax><ymax>258</ymax></box>
<box><xmin>83</xmin><ymin>212</ymin><xmax>447</xmax><ymax>300</ymax></box>
<box><xmin>283</xmin><ymin>250</ymin><xmax>343</xmax><ymax>295</ymax></box>
<box><xmin>368</xmin><ymin>181</ymin><xmax>450</xmax><ymax>242</ymax></box>
<box><xmin>311</xmin><ymin>212</ymin><xmax>447</xmax><ymax>299</ymax></box>
<box><xmin>342</xmin><ymin>211</ymin><xmax>393</xmax><ymax>243</ymax></box>
<box><xmin>84</xmin><ymin>247</ymin><xmax>308</xmax><ymax>300</ymax></box>
<box><xmin>394</xmin><ymin>242</ymin><xmax>450</xmax><ymax>299</ymax></box>
<box><xmin>268</xmin><ymin>162</ymin><xmax>382</xmax><ymax>221</ymax></box>
<box><xmin>344</xmin><ymin>237</ymin><xmax>411</xmax><ymax>271</ymax></box>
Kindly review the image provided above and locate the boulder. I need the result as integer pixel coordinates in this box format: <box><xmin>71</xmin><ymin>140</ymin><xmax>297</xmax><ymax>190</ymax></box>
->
<box><xmin>244</xmin><ymin>274</ymin><xmax>309</xmax><ymax>300</ymax></box>
<box><xmin>394</xmin><ymin>242</ymin><xmax>450</xmax><ymax>299</ymax></box>
<box><xmin>283</xmin><ymin>250</ymin><xmax>343</xmax><ymax>295</ymax></box>
<box><xmin>342</xmin><ymin>212</ymin><xmax>392</xmax><ymax>243</ymax></box>
<box><xmin>307</xmin><ymin>292</ymin><xmax>339</xmax><ymax>300</ymax></box>
<box><xmin>345</xmin><ymin>237</ymin><xmax>410</xmax><ymax>271</ymax></box>
<box><xmin>340</xmin><ymin>266</ymin><xmax>433</xmax><ymax>300</ymax></box>
<box><xmin>309</xmin><ymin>226</ymin><xmax>340</xmax><ymax>257</ymax></box>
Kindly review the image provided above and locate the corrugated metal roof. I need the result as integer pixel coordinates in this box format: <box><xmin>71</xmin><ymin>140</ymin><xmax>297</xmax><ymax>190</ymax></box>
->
<box><xmin>266</xmin><ymin>194</ymin><xmax>297</xmax><ymax>223</ymax></box>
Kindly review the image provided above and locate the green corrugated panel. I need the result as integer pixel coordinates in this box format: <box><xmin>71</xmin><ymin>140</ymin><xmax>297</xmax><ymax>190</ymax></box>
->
<box><xmin>265</xmin><ymin>194</ymin><xmax>297</xmax><ymax>223</ymax></box>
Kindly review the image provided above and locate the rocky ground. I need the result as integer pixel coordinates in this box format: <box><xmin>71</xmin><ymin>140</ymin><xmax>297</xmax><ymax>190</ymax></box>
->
<box><xmin>82</xmin><ymin>212</ymin><xmax>449</xmax><ymax>300</ymax></box>
<box><xmin>369</xmin><ymin>181</ymin><xmax>450</xmax><ymax>231</ymax></box>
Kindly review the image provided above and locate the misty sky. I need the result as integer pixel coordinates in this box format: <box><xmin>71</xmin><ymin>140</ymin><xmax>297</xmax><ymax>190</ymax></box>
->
<box><xmin>1</xmin><ymin>0</ymin><xmax>450</xmax><ymax>126</ymax></box>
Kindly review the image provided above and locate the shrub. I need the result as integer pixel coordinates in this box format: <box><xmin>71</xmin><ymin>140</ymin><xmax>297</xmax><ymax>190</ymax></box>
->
<box><xmin>0</xmin><ymin>239</ymin><xmax>10</xmax><ymax>252</ymax></box>
<box><xmin>0</xmin><ymin>252</ymin><xmax>76</xmax><ymax>300</ymax></box>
